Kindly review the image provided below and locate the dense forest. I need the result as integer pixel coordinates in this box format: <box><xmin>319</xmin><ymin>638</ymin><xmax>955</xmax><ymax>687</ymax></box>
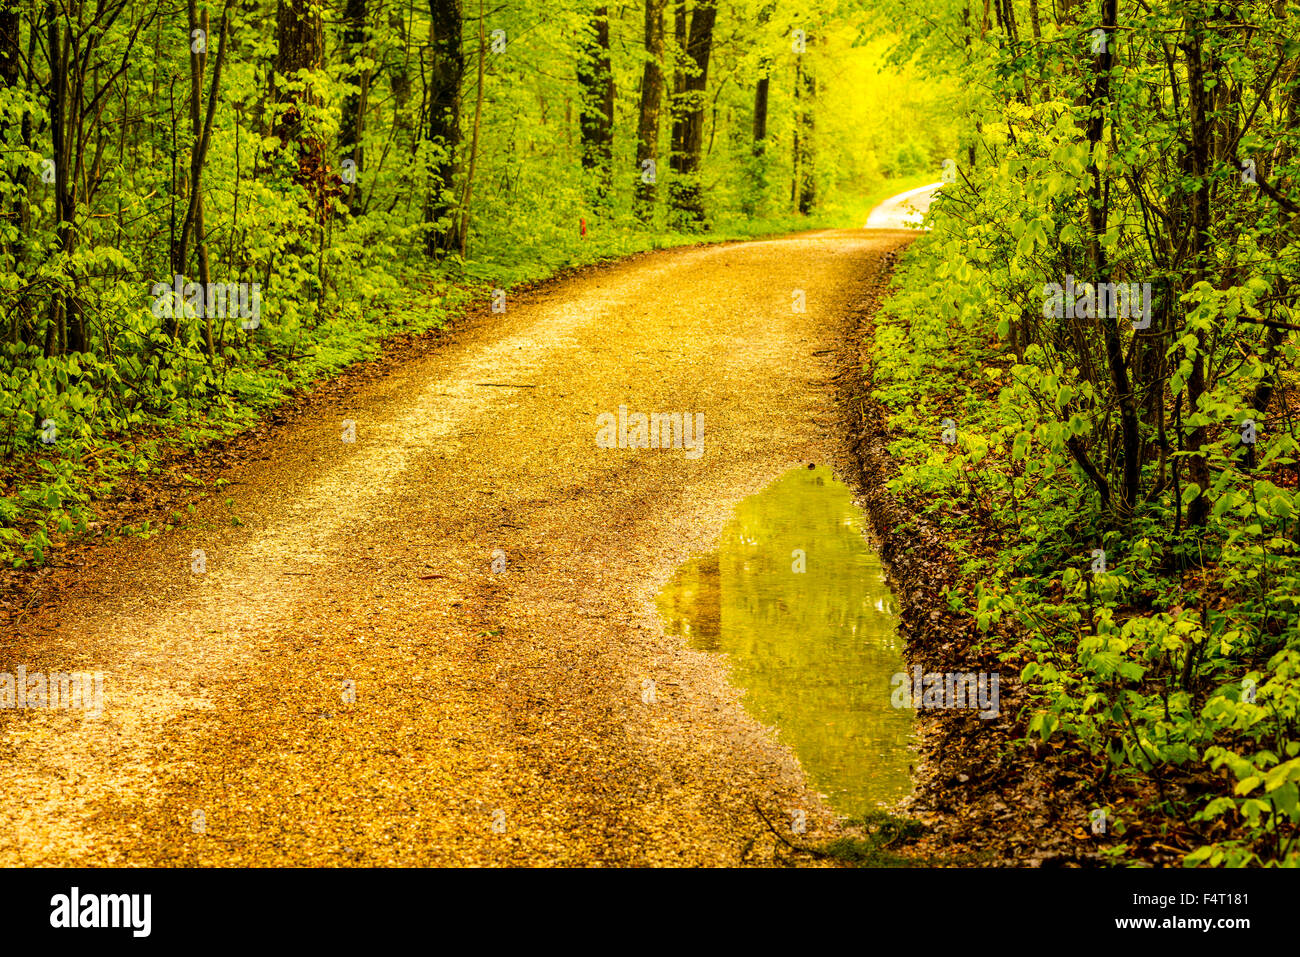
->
<box><xmin>876</xmin><ymin>0</ymin><xmax>1300</xmax><ymax>865</ymax></box>
<box><xmin>3</xmin><ymin>0</ymin><xmax>1298</xmax><ymax>873</ymax></box>
<box><xmin>0</xmin><ymin>0</ymin><xmax>956</xmax><ymax>566</ymax></box>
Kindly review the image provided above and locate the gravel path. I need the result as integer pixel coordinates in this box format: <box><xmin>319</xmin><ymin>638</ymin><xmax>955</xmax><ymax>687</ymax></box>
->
<box><xmin>0</xmin><ymin>230</ymin><xmax>908</xmax><ymax>866</ymax></box>
<box><xmin>864</xmin><ymin>183</ymin><xmax>942</xmax><ymax>229</ymax></box>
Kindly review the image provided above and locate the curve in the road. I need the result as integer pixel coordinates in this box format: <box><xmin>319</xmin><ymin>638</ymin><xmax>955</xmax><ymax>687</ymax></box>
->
<box><xmin>0</xmin><ymin>230</ymin><xmax>911</xmax><ymax>866</ymax></box>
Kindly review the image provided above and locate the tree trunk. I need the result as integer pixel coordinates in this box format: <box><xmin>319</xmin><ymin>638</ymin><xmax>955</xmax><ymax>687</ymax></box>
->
<box><xmin>1085</xmin><ymin>0</ymin><xmax>1140</xmax><ymax>521</ymax></box>
<box><xmin>578</xmin><ymin>6</ymin><xmax>615</xmax><ymax>200</ymax></box>
<box><xmin>339</xmin><ymin>0</ymin><xmax>370</xmax><ymax>215</ymax></box>
<box><xmin>671</xmin><ymin>0</ymin><xmax>686</xmax><ymax>99</ymax></box>
<box><xmin>791</xmin><ymin>50</ymin><xmax>800</xmax><ymax>206</ymax></box>
<box><xmin>458</xmin><ymin>0</ymin><xmax>485</xmax><ymax>258</ymax></box>
<box><xmin>668</xmin><ymin>0</ymin><xmax>716</xmax><ymax>226</ymax></box>
<box><xmin>424</xmin><ymin>0</ymin><xmax>463</xmax><ymax>257</ymax></box>
<box><xmin>750</xmin><ymin>0</ymin><xmax>774</xmax><ymax>168</ymax></box>
<box><xmin>40</xmin><ymin>2</ymin><xmax>145</xmax><ymax>351</ymax></box>
<box><xmin>0</xmin><ymin>2</ymin><xmax>32</xmax><ymax>343</ymax></box>
<box><xmin>635</xmin><ymin>0</ymin><xmax>665</xmax><ymax>218</ymax></box>
<box><xmin>46</xmin><ymin>4</ymin><xmax>82</xmax><ymax>353</ymax></box>
<box><xmin>0</xmin><ymin>5</ymin><xmax>17</xmax><ymax>108</ymax></box>
<box><xmin>272</xmin><ymin>0</ymin><xmax>326</xmax><ymax>204</ymax></box>
<box><xmin>795</xmin><ymin>34</ymin><xmax>815</xmax><ymax>214</ymax></box>
<box><xmin>188</xmin><ymin>3</ymin><xmax>214</xmax><ymax>354</ymax></box>
<box><xmin>744</xmin><ymin>0</ymin><xmax>772</xmax><ymax>222</ymax></box>
<box><xmin>272</xmin><ymin>0</ymin><xmax>324</xmax><ymax>148</ymax></box>
<box><xmin>1183</xmin><ymin>13</ymin><xmax>1215</xmax><ymax>527</ymax></box>
<box><xmin>177</xmin><ymin>4</ymin><xmax>230</xmax><ymax>354</ymax></box>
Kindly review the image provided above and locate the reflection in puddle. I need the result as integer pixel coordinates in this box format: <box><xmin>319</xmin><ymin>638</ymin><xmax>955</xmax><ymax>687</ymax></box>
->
<box><xmin>658</xmin><ymin>465</ymin><xmax>914</xmax><ymax>814</ymax></box>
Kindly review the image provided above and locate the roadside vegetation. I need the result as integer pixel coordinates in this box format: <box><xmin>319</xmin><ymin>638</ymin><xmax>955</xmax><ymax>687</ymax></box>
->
<box><xmin>873</xmin><ymin>0</ymin><xmax>1300</xmax><ymax>866</ymax></box>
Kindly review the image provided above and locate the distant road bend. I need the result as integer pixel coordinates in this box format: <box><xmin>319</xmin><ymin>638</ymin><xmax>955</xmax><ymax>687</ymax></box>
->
<box><xmin>864</xmin><ymin>182</ymin><xmax>942</xmax><ymax>230</ymax></box>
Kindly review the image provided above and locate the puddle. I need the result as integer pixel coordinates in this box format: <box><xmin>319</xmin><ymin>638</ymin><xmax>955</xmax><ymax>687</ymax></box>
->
<box><xmin>657</xmin><ymin>465</ymin><xmax>914</xmax><ymax>815</ymax></box>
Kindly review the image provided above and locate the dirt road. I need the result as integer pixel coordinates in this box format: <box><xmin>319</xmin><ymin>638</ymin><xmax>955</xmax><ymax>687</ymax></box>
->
<box><xmin>0</xmin><ymin>229</ymin><xmax>911</xmax><ymax>866</ymax></box>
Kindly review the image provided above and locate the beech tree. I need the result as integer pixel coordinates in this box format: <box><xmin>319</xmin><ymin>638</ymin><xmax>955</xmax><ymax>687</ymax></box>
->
<box><xmin>577</xmin><ymin>5</ymin><xmax>615</xmax><ymax>200</ymax></box>
<box><xmin>634</xmin><ymin>0</ymin><xmax>666</xmax><ymax>217</ymax></box>
<box><xmin>424</xmin><ymin>0</ymin><xmax>463</xmax><ymax>256</ymax></box>
<box><xmin>668</xmin><ymin>0</ymin><xmax>716</xmax><ymax>226</ymax></box>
